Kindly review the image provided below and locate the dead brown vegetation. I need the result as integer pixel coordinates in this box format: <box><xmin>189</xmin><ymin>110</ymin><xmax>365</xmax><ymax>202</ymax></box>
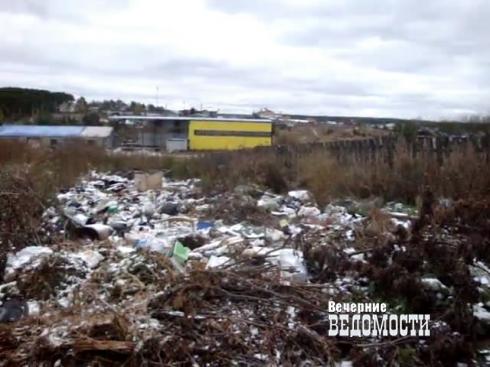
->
<box><xmin>0</xmin><ymin>138</ymin><xmax>488</xmax><ymax>254</ymax></box>
<box><xmin>0</xmin><ymin>138</ymin><xmax>489</xmax><ymax>365</ymax></box>
<box><xmin>274</xmin><ymin>124</ymin><xmax>389</xmax><ymax>145</ymax></box>
<box><xmin>0</xmin><ymin>194</ymin><xmax>488</xmax><ymax>366</ymax></box>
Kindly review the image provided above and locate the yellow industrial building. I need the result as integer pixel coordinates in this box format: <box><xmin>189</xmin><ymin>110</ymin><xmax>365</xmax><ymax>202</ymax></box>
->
<box><xmin>188</xmin><ymin>118</ymin><xmax>272</xmax><ymax>150</ymax></box>
<box><xmin>106</xmin><ymin>115</ymin><xmax>273</xmax><ymax>151</ymax></box>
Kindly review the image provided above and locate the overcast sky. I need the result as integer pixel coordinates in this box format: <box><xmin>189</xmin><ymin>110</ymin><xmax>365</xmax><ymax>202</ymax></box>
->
<box><xmin>0</xmin><ymin>0</ymin><xmax>489</xmax><ymax>118</ymax></box>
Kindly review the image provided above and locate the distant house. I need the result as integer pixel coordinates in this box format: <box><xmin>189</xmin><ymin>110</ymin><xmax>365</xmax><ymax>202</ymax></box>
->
<box><xmin>51</xmin><ymin>113</ymin><xmax>84</xmax><ymax>122</ymax></box>
<box><xmin>256</xmin><ymin>108</ymin><xmax>278</xmax><ymax>120</ymax></box>
<box><xmin>307</xmin><ymin>118</ymin><xmax>318</xmax><ymax>125</ymax></box>
<box><xmin>219</xmin><ymin>113</ymin><xmax>254</xmax><ymax>119</ymax></box>
<box><xmin>417</xmin><ymin>127</ymin><xmax>437</xmax><ymax>137</ymax></box>
<box><xmin>58</xmin><ymin>101</ymin><xmax>76</xmax><ymax>113</ymax></box>
<box><xmin>161</xmin><ymin>109</ymin><xmax>179</xmax><ymax>117</ymax></box>
<box><xmin>199</xmin><ymin>110</ymin><xmax>218</xmax><ymax>118</ymax></box>
<box><xmin>177</xmin><ymin>108</ymin><xmax>218</xmax><ymax>117</ymax></box>
<box><xmin>385</xmin><ymin>123</ymin><xmax>396</xmax><ymax>130</ymax></box>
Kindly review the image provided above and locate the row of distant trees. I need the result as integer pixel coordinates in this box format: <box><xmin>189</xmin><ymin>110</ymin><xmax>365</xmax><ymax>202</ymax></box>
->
<box><xmin>393</xmin><ymin>118</ymin><xmax>490</xmax><ymax>140</ymax></box>
<box><xmin>0</xmin><ymin>87</ymin><xmax>74</xmax><ymax>121</ymax></box>
<box><xmin>72</xmin><ymin>97</ymin><xmax>160</xmax><ymax>115</ymax></box>
<box><xmin>2</xmin><ymin>87</ymin><xmax>490</xmax><ymax>136</ymax></box>
<box><xmin>0</xmin><ymin>87</ymin><xmax>170</xmax><ymax>125</ymax></box>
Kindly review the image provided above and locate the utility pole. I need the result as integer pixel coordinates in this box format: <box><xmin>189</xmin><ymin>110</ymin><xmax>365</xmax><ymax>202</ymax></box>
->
<box><xmin>156</xmin><ymin>86</ymin><xmax>159</xmax><ymax>107</ymax></box>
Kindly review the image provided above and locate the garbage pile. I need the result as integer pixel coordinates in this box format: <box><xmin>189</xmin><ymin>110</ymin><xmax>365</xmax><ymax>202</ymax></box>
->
<box><xmin>0</xmin><ymin>171</ymin><xmax>490</xmax><ymax>366</ymax></box>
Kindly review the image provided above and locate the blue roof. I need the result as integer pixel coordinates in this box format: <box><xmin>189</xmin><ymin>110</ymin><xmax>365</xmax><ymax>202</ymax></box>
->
<box><xmin>0</xmin><ymin>125</ymin><xmax>85</xmax><ymax>138</ymax></box>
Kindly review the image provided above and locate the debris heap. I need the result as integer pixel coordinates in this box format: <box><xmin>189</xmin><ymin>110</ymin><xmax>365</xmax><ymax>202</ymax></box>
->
<box><xmin>0</xmin><ymin>171</ymin><xmax>489</xmax><ymax>366</ymax></box>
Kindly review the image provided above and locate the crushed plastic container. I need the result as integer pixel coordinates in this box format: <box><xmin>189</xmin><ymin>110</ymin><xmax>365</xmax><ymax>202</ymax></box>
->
<box><xmin>134</xmin><ymin>237</ymin><xmax>172</xmax><ymax>255</ymax></box>
<box><xmin>279</xmin><ymin>219</ymin><xmax>291</xmax><ymax>235</ymax></box>
<box><xmin>273</xmin><ymin>249</ymin><xmax>308</xmax><ymax>282</ymax></box>
<box><xmin>206</xmin><ymin>255</ymin><xmax>231</xmax><ymax>269</ymax></box>
<box><xmin>82</xmin><ymin>224</ymin><xmax>114</xmax><ymax>241</ymax></box>
<box><xmin>171</xmin><ymin>241</ymin><xmax>190</xmax><ymax>264</ymax></box>
<box><xmin>169</xmin><ymin>257</ymin><xmax>186</xmax><ymax>274</ymax></box>
<box><xmin>0</xmin><ymin>300</ymin><xmax>29</xmax><ymax>323</ymax></box>
<box><xmin>107</xmin><ymin>205</ymin><xmax>118</xmax><ymax>214</ymax></box>
<box><xmin>197</xmin><ymin>221</ymin><xmax>213</xmax><ymax>231</ymax></box>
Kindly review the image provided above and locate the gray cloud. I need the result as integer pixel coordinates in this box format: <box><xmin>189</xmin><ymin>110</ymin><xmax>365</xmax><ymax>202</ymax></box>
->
<box><xmin>0</xmin><ymin>36</ymin><xmax>374</xmax><ymax>102</ymax></box>
<box><xmin>203</xmin><ymin>0</ymin><xmax>285</xmax><ymax>17</ymax></box>
<box><xmin>148</xmin><ymin>58</ymin><xmax>375</xmax><ymax>97</ymax></box>
<box><xmin>0</xmin><ymin>0</ymin><xmax>49</xmax><ymax>17</ymax></box>
<box><xmin>0</xmin><ymin>0</ymin><xmax>131</xmax><ymax>22</ymax></box>
<box><xmin>0</xmin><ymin>0</ymin><xmax>490</xmax><ymax>118</ymax></box>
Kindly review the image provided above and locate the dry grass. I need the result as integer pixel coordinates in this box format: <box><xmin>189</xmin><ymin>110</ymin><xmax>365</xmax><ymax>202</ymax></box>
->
<box><xmin>1</xmin><ymin>139</ymin><xmax>490</xmax><ymax>365</ymax></box>
<box><xmin>1</xmin><ymin>196</ymin><xmax>488</xmax><ymax>366</ymax></box>
<box><xmin>274</xmin><ymin>124</ymin><xmax>390</xmax><ymax>145</ymax></box>
<box><xmin>295</xmin><ymin>143</ymin><xmax>489</xmax><ymax>207</ymax></box>
<box><xmin>0</xmin><ymin>136</ymin><xmax>486</xmax><ymax>263</ymax></box>
<box><xmin>0</xmin><ymin>137</ymin><xmax>488</xmax><ymax>209</ymax></box>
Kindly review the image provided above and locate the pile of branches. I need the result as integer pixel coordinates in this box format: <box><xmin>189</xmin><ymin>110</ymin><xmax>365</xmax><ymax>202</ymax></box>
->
<box><xmin>0</xmin><ymin>166</ymin><xmax>49</xmax><ymax>283</ymax></box>
<box><xmin>0</xmin><ymin>160</ymin><xmax>66</xmax><ymax>271</ymax></box>
<box><xmin>206</xmin><ymin>195</ymin><xmax>273</xmax><ymax>226</ymax></box>
<box><xmin>300</xmin><ymin>189</ymin><xmax>490</xmax><ymax>366</ymax></box>
<box><xmin>0</xmin><ymin>166</ymin><xmax>45</xmax><ymax>248</ymax></box>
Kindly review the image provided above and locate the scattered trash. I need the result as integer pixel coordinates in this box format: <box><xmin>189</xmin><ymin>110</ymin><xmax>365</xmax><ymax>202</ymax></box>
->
<box><xmin>0</xmin><ymin>171</ymin><xmax>488</xmax><ymax>366</ymax></box>
<box><xmin>279</xmin><ymin>218</ymin><xmax>291</xmax><ymax>234</ymax></box>
<box><xmin>0</xmin><ymin>300</ymin><xmax>29</xmax><ymax>323</ymax></box>
<box><xmin>135</xmin><ymin>237</ymin><xmax>172</xmax><ymax>255</ymax></box>
<box><xmin>159</xmin><ymin>202</ymin><xmax>179</xmax><ymax>216</ymax></box>
<box><xmin>196</xmin><ymin>220</ymin><xmax>213</xmax><ymax>231</ymax></box>
<box><xmin>171</xmin><ymin>241</ymin><xmax>190</xmax><ymax>264</ymax></box>
<box><xmin>81</xmin><ymin>224</ymin><xmax>114</xmax><ymax>241</ymax></box>
<box><xmin>134</xmin><ymin>171</ymin><xmax>164</xmax><ymax>191</ymax></box>
<box><xmin>206</xmin><ymin>255</ymin><xmax>231</xmax><ymax>269</ymax></box>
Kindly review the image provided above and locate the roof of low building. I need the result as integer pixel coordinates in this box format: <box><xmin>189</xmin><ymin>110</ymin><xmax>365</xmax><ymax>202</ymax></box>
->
<box><xmin>107</xmin><ymin>115</ymin><xmax>271</xmax><ymax>123</ymax></box>
<box><xmin>80</xmin><ymin>126</ymin><xmax>113</xmax><ymax>138</ymax></box>
<box><xmin>0</xmin><ymin>124</ymin><xmax>113</xmax><ymax>138</ymax></box>
<box><xmin>0</xmin><ymin>125</ymin><xmax>84</xmax><ymax>138</ymax></box>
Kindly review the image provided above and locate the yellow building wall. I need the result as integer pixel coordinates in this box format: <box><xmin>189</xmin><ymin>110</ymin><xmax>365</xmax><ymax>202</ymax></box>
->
<box><xmin>188</xmin><ymin>120</ymin><xmax>272</xmax><ymax>151</ymax></box>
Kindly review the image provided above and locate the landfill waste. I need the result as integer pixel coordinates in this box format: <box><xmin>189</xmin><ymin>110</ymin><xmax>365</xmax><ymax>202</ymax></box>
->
<box><xmin>0</xmin><ymin>171</ymin><xmax>490</xmax><ymax>365</ymax></box>
<box><xmin>134</xmin><ymin>237</ymin><xmax>172</xmax><ymax>254</ymax></box>
<box><xmin>134</xmin><ymin>170</ymin><xmax>163</xmax><ymax>192</ymax></box>
<box><xmin>0</xmin><ymin>300</ymin><xmax>29</xmax><ymax>323</ymax></box>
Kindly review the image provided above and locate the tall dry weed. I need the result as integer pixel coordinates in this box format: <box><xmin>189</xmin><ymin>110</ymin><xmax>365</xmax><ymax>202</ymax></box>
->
<box><xmin>0</xmin><ymin>138</ymin><xmax>488</xmax><ymax>256</ymax></box>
